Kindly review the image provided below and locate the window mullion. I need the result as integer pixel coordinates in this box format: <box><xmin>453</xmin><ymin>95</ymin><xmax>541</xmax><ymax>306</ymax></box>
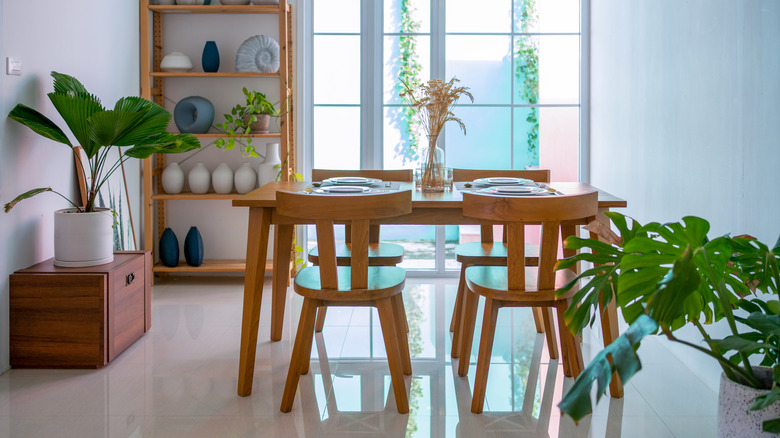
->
<box><xmin>360</xmin><ymin>0</ymin><xmax>380</xmax><ymax>170</ymax></box>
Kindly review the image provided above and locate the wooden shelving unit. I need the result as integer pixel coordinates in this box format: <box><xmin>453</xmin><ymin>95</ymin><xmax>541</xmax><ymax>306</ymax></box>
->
<box><xmin>139</xmin><ymin>0</ymin><xmax>294</xmax><ymax>275</ymax></box>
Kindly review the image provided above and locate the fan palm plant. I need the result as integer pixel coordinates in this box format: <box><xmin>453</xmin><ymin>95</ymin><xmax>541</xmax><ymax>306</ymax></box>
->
<box><xmin>4</xmin><ymin>71</ymin><xmax>200</xmax><ymax>213</ymax></box>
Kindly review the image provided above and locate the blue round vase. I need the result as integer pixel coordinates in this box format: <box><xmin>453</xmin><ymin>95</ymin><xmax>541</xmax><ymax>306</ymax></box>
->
<box><xmin>184</xmin><ymin>226</ymin><xmax>204</xmax><ymax>267</ymax></box>
<box><xmin>173</xmin><ymin>96</ymin><xmax>214</xmax><ymax>134</ymax></box>
<box><xmin>159</xmin><ymin>228</ymin><xmax>179</xmax><ymax>267</ymax></box>
<box><xmin>202</xmin><ymin>41</ymin><xmax>220</xmax><ymax>72</ymax></box>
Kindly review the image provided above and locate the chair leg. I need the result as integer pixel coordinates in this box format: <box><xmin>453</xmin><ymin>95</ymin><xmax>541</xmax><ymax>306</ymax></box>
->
<box><xmin>457</xmin><ymin>287</ymin><xmax>480</xmax><ymax>377</ymax></box>
<box><xmin>532</xmin><ymin>307</ymin><xmax>545</xmax><ymax>334</ymax></box>
<box><xmin>392</xmin><ymin>294</ymin><xmax>413</xmax><ymax>375</ymax></box>
<box><xmin>377</xmin><ymin>298</ymin><xmax>409</xmax><ymax>414</ymax></box>
<box><xmin>281</xmin><ymin>298</ymin><xmax>319</xmax><ymax>412</ymax></box>
<box><xmin>471</xmin><ymin>297</ymin><xmax>501</xmax><ymax>414</ymax></box>
<box><xmin>542</xmin><ymin>308</ymin><xmax>559</xmax><ymax>360</ymax></box>
<box><xmin>314</xmin><ymin>306</ymin><xmax>327</xmax><ymax>332</ymax></box>
<box><xmin>450</xmin><ymin>265</ymin><xmax>467</xmax><ymax>333</ymax></box>
<box><xmin>450</xmin><ymin>266</ymin><xmax>467</xmax><ymax>359</ymax></box>
<box><xmin>557</xmin><ymin>300</ymin><xmax>584</xmax><ymax>378</ymax></box>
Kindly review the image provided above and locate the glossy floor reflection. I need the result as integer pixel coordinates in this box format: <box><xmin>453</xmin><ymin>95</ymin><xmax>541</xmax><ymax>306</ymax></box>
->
<box><xmin>0</xmin><ymin>276</ymin><xmax>717</xmax><ymax>437</ymax></box>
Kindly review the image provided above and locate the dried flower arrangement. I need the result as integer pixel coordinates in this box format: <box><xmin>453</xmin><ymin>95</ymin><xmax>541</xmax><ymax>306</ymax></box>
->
<box><xmin>400</xmin><ymin>77</ymin><xmax>473</xmax><ymax>191</ymax></box>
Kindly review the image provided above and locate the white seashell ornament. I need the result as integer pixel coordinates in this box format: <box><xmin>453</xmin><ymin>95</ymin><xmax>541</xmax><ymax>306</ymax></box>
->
<box><xmin>235</xmin><ymin>35</ymin><xmax>280</xmax><ymax>73</ymax></box>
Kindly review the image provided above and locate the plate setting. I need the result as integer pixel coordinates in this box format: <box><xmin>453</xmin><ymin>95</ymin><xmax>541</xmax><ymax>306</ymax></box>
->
<box><xmin>322</xmin><ymin>177</ymin><xmax>382</xmax><ymax>186</ymax></box>
<box><xmin>472</xmin><ymin>177</ymin><xmax>534</xmax><ymax>186</ymax></box>
<box><xmin>478</xmin><ymin>186</ymin><xmax>550</xmax><ymax>196</ymax></box>
<box><xmin>314</xmin><ymin>186</ymin><xmax>372</xmax><ymax>194</ymax></box>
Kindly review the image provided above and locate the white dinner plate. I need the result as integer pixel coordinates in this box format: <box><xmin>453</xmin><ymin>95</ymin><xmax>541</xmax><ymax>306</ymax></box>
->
<box><xmin>314</xmin><ymin>186</ymin><xmax>371</xmax><ymax>194</ymax></box>
<box><xmin>473</xmin><ymin>177</ymin><xmax>534</xmax><ymax>186</ymax></box>
<box><xmin>322</xmin><ymin>177</ymin><xmax>381</xmax><ymax>186</ymax></box>
<box><xmin>479</xmin><ymin>186</ymin><xmax>550</xmax><ymax>196</ymax></box>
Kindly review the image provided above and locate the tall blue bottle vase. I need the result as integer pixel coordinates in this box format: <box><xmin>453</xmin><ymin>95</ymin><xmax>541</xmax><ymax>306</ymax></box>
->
<box><xmin>184</xmin><ymin>226</ymin><xmax>205</xmax><ymax>267</ymax></box>
<box><xmin>159</xmin><ymin>228</ymin><xmax>179</xmax><ymax>267</ymax></box>
<box><xmin>202</xmin><ymin>41</ymin><xmax>220</xmax><ymax>73</ymax></box>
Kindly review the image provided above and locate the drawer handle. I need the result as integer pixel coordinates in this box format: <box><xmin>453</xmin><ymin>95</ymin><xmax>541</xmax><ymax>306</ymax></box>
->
<box><xmin>126</xmin><ymin>273</ymin><xmax>135</xmax><ymax>285</ymax></box>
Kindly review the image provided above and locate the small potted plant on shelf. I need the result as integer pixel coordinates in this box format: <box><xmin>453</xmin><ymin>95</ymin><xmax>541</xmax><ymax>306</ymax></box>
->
<box><xmin>555</xmin><ymin>213</ymin><xmax>780</xmax><ymax>436</ymax></box>
<box><xmin>215</xmin><ymin>87</ymin><xmax>277</xmax><ymax>158</ymax></box>
<box><xmin>4</xmin><ymin>71</ymin><xmax>201</xmax><ymax>267</ymax></box>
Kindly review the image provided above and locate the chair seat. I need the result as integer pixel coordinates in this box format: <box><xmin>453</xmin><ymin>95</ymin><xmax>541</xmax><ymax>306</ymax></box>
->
<box><xmin>455</xmin><ymin>242</ymin><xmax>539</xmax><ymax>265</ymax></box>
<box><xmin>308</xmin><ymin>243</ymin><xmax>404</xmax><ymax>266</ymax></box>
<box><xmin>464</xmin><ymin>266</ymin><xmax>577</xmax><ymax>303</ymax></box>
<box><xmin>294</xmin><ymin>266</ymin><xmax>406</xmax><ymax>301</ymax></box>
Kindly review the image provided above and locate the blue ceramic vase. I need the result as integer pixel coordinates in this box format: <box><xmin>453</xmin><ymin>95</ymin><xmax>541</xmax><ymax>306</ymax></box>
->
<box><xmin>159</xmin><ymin>228</ymin><xmax>179</xmax><ymax>267</ymax></box>
<box><xmin>202</xmin><ymin>41</ymin><xmax>220</xmax><ymax>72</ymax></box>
<box><xmin>184</xmin><ymin>226</ymin><xmax>204</xmax><ymax>267</ymax></box>
<box><xmin>173</xmin><ymin>96</ymin><xmax>214</xmax><ymax>134</ymax></box>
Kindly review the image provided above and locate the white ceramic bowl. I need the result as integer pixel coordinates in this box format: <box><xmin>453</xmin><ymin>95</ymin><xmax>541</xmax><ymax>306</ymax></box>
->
<box><xmin>160</xmin><ymin>52</ymin><xmax>193</xmax><ymax>72</ymax></box>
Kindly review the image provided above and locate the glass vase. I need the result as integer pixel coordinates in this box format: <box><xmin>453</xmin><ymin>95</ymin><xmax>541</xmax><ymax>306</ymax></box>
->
<box><xmin>419</xmin><ymin>135</ymin><xmax>445</xmax><ymax>192</ymax></box>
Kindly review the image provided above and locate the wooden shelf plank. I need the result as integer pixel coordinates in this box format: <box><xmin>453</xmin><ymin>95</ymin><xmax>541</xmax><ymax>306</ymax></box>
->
<box><xmin>152</xmin><ymin>259</ymin><xmax>273</xmax><ymax>273</ymax></box>
<box><xmin>150</xmin><ymin>72</ymin><xmax>278</xmax><ymax>78</ymax></box>
<box><xmin>151</xmin><ymin>192</ymin><xmax>243</xmax><ymax>200</ymax></box>
<box><xmin>149</xmin><ymin>5</ymin><xmax>289</xmax><ymax>14</ymax></box>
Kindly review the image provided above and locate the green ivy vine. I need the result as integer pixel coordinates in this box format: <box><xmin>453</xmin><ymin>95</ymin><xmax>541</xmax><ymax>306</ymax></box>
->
<box><xmin>514</xmin><ymin>0</ymin><xmax>540</xmax><ymax>163</ymax></box>
<box><xmin>394</xmin><ymin>0</ymin><xmax>423</xmax><ymax>165</ymax></box>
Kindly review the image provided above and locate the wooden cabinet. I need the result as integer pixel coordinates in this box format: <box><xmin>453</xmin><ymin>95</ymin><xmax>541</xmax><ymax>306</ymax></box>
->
<box><xmin>139</xmin><ymin>1</ymin><xmax>294</xmax><ymax>274</ymax></box>
<box><xmin>9</xmin><ymin>251</ymin><xmax>152</xmax><ymax>368</ymax></box>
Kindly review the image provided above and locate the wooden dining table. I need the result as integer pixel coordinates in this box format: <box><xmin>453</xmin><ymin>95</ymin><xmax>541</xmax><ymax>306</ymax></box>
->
<box><xmin>232</xmin><ymin>181</ymin><xmax>627</xmax><ymax>398</ymax></box>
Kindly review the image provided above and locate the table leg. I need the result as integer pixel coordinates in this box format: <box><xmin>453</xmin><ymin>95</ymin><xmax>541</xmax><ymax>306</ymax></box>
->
<box><xmin>271</xmin><ymin>224</ymin><xmax>294</xmax><ymax>342</ymax></box>
<box><xmin>238</xmin><ymin>207</ymin><xmax>272</xmax><ymax>396</ymax></box>
<box><xmin>592</xmin><ymin>210</ymin><xmax>624</xmax><ymax>398</ymax></box>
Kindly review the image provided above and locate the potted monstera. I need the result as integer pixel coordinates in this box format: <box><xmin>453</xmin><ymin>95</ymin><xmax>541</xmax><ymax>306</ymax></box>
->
<box><xmin>4</xmin><ymin>71</ymin><xmax>200</xmax><ymax>267</ymax></box>
<box><xmin>555</xmin><ymin>213</ymin><xmax>780</xmax><ymax>436</ymax></box>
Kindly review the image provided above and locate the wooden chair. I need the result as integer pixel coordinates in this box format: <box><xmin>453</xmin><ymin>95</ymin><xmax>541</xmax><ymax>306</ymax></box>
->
<box><xmin>456</xmin><ymin>190</ymin><xmax>598</xmax><ymax>414</ymax></box>
<box><xmin>449</xmin><ymin>169</ymin><xmax>551</xmax><ymax>359</ymax></box>
<box><xmin>309</xmin><ymin>169</ymin><xmax>413</xmax><ymax>332</ymax></box>
<box><xmin>278</xmin><ymin>190</ymin><xmax>413</xmax><ymax>414</ymax></box>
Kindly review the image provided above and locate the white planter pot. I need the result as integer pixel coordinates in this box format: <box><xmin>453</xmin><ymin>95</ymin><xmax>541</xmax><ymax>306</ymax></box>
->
<box><xmin>54</xmin><ymin>208</ymin><xmax>114</xmax><ymax>267</ymax></box>
<box><xmin>719</xmin><ymin>368</ymin><xmax>780</xmax><ymax>437</ymax></box>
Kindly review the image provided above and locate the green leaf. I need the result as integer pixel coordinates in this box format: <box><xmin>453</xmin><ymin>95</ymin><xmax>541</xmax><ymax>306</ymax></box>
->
<box><xmin>762</xmin><ymin>418</ymin><xmax>780</xmax><ymax>434</ymax></box>
<box><xmin>645</xmin><ymin>246</ymin><xmax>701</xmax><ymax>324</ymax></box>
<box><xmin>708</xmin><ymin>335</ymin><xmax>767</xmax><ymax>354</ymax></box>
<box><xmin>48</xmin><ymin>91</ymin><xmax>104</xmax><ymax>157</ymax></box>
<box><xmin>8</xmin><ymin>104</ymin><xmax>72</xmax><ymax>147</ymax></box>
<box><xmin>558</xmin><ymin>315</ymin><xmax>658</xmax><ymax>422</ymax></box>
<box><xmin>88</xmin><ymin>110</ymin><xmax>148</xmax><ymax>147</ymax></box>
<box><xmin>750</xmin><ymin>386</ymin><xmax>780</xmax><ymax>411</ymax></box>
<box><xmin>4</xmin><ymin>187</ymin><xmax>53</xmax><ymax>212</ymax></box>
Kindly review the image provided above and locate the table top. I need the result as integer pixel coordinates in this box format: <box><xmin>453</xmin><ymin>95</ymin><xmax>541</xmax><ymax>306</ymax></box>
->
<box><xmin>233</xmin><ymin>181</ymin><xmax>627</xmax><ymax>209</ymax></box>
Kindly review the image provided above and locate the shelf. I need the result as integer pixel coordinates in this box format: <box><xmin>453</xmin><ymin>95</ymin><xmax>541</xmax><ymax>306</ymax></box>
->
<box><xmin>152</xmin><ymin>192</ymin><xmax>244</xmax><ymax>200</ymax></box>
<box><xmin>193</xmin><ymin>133</ymin><xmax>281</xmax><ymax>138</ymax></box>
<box><xmin>152</xmin><ymin>259</ymin><xmax>273</xmax><ymax>273</ymax></box>
<box><xmin>149</xmin><ymin>5</ymin><xmax>290</xmax><ymax>14</ymax></box>
<box><xmin>150</xmin><ymin>72</ymin><xmax>279</xmax><ymax>78</ymax></box>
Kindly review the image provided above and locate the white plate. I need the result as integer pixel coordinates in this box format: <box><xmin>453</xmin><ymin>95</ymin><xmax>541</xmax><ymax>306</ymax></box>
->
<box><xmin>473</xmin><ymin>177</ymin><xmax>534</xmax><ymax>186</ymax></box>
<box><xmin>323</xmin><ymin>177</ymin><xmax>381</xmax><ymax>186</ymax></box>
<box><xmin>479</xmin><ymin>186</ymin><xmax>550</xmax><ymax>196</ymax></box>
<box><xmin>314</xmin><ymin>186</ymin><xmax>371</xmax><ymax>194</ymax></box>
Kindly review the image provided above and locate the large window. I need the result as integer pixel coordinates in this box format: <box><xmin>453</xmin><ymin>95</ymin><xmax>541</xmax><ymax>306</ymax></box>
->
<box><xmin>307</xmin><ymin>0</ymin><xmax>584</xmax><ymax>273</ymax></box>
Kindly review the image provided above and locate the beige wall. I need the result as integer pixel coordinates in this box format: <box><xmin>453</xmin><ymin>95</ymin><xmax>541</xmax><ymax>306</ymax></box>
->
<box><xmin>0</xmin><ymin>0</ymin><xmax>140</xmax><ymax>372</ymax></box>
<box><xmin>589</xmin><ymin>0</ymin><xmax>780</xmax><ymax>390</ymax></box>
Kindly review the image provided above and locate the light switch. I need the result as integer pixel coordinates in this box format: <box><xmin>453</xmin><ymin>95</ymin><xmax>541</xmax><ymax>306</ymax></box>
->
<box><xmin>6</xmin><ymin>57</ymin><xmax>22</xmax><ymax>75</ymax></box>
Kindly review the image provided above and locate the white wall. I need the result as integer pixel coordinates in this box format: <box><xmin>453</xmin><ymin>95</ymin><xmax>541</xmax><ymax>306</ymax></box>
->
<box><xmin>590</xmin><ymin>0</ymin><xmax>780</xmax><ymax>391</ymax></box>
<box><xmin>0</xmin><ymin>0</ymin><xmax>140</xmax><ymax>373</ymax></box>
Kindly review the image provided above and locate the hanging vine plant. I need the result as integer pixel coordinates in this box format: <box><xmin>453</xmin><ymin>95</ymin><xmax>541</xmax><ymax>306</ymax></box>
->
<box><xmin>515</xmin><ymin>0</ymin><xmax>540</xmax><ymax>163</ymax></box>
<box><xmin>394</xmin><ymin>0</ymin><xmax>424</xmax><ymax>165</ymax></box>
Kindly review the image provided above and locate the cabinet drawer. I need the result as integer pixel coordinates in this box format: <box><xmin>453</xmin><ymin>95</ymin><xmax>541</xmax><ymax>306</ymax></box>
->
<box><xmin>109</xmin><ymin>256</ymin><xmax>146</xmax><ymax>362</ymax></box>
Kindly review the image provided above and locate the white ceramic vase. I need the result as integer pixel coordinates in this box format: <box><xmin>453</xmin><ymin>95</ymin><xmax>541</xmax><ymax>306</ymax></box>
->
<box><xmin>718</xmin><ymin>369</ymin><xmax>780</xmax><ymax>437</ymax></box>
<box><xmin>161</xmin><ymin>162</ymin><xmax>185</xmax><ymax>194</ymax></box>
<box><xmin>212</xmin><ymin>162</ymin><xmax>234</xmax><ymax>194</ymax></box>
<box><xmin>54</xmin><ymin>208</ymin><xmax>114</xmax><ymax>267</ymax></box>
<box><xmin>234</xmin><ymin>163</ymin><xmax>257</xmax><ymax>194</ymax></box>
<box><xmin>258</xmin><ymin>142</ymin><xmax>281</xmax><ymax>188</ymax></box>
<box><xmin>188</xmin><ymin>162</ymin><xmax>211</xmax><ymax>194</ymax></box>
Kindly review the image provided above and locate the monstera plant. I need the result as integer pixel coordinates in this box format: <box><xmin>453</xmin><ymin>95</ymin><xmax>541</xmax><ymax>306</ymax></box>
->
<box><xmin>556</xmin><ymin>213</ymin><xmax>780</xmax><ymax>435</ymax></box>
<box><xmin>4</xmin><ymin>71</ymin><xmax>200</xmax><ymax>266</ymax></box>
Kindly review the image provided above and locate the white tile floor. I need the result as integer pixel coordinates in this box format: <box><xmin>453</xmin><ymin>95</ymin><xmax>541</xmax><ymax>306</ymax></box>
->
<box><xmin>0</xmin><ymin>276</ymin><xmax>718</xmax><ymax>437</ymax></box>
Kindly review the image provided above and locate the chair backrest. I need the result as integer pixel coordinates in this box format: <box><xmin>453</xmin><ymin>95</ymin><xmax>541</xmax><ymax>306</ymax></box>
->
<box><xmin>312</xmin><ymin>169</ymin><xmax>414</xmax><ymax>183</ymax></box>
<box><xmin>277</xmin><ymin>190</ymin><xmax>412</xmax><ymax>289</ymax></box>
<box><xmin>453</xmin><ymin>169</ymin><xmax>551</xmax><ymax>243</ymax></box>
<box><xmin>462</xmin><ymin>191</ymin><xmax>598</xmax><ymax>291</ymax></box>
<box><xmin>453</xmin><ymin>168</ymin><xmax>550</xmax><ymax>184</ymax></box>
